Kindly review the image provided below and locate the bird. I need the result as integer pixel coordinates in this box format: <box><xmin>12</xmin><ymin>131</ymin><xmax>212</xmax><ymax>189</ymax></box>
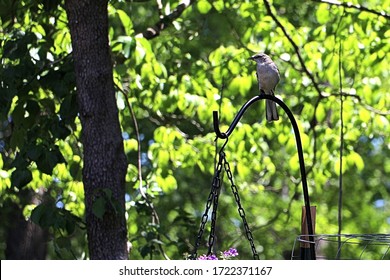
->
<box><xmin>249</xmin><ymin>53</ymin><xmax>280</xmax><ymax>121</ymax></box>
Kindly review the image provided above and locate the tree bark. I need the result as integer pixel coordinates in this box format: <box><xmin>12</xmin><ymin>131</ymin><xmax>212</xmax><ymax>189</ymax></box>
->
<box><xmin>5</xmin><ymin>189</ymin><xmax>48</xmax><ymax>259</ymax></box>
<box><xmin>64</xmin><ymin>0</ymin><xmax>128</xmax><ymax>259</ymax></box>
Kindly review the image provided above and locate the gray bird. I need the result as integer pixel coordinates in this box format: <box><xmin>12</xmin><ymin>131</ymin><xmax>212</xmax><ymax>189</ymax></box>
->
<box><xmin>249</xmin><ymin>53</ymin><xmax>280</xmax><ymax>121</ymax></box>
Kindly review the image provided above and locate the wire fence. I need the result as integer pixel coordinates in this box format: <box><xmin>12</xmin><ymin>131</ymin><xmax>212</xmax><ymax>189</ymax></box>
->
<box><xmin>291</xmin><ymin>234</ymin><xmax>390</xmax><ymax>260</ymax></box>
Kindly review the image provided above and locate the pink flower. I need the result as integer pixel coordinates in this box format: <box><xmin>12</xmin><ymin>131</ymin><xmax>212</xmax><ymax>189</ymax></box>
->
<box><xmin>223</xmin><ymin>248</ymin><xmax>238</xmax><ymax>258</ymax></box>
<box><xmin>197</xmin><ymin>254</ymin><xmax>218</xmax><ymax>260</ymax></box>
<box><xmin>196</xmin><ymin>248</ymin><xmax>238</xmax><ymax>260</ymax></box>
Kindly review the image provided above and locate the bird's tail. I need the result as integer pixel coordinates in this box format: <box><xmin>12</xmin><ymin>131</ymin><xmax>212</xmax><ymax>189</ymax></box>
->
<box><xmin>266</xmin><ymin>99</ymin><xmax>279</xmax><ymax>122</ymax></box>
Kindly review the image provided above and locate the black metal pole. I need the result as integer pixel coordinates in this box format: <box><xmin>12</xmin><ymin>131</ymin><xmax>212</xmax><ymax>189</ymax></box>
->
<box><xmin>213</xmin><ymin>94</ymin><xmax>316</xmax><ymax>260</ymax></box>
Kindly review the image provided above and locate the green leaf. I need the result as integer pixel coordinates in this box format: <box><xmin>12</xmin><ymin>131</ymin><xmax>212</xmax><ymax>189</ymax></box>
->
<box><xmin>288</xmin><ymin>154</ymin><xmax>299</xmax><ymax>172</ymax></box>
<box><xmin>229</xmin><ymin>76</ymin><xmax>252</xmax><ymax>96</ymax></box>
<box><xmin>36</xmin><ymin>148</ymin><xmax>65</xmax><ymax>175</ymax></box>
<box><xmin>117</xmin><ymin>9</ymin><xmax>133</xmax><ymax>36</ymax></box>
<box><xmin>92</xmin><ymin>197</ymin><xmax>106</xmax><ymax>219</ymax></box>
<box><xmin>155</xmin><ymin>172</ymin><xmax>177</xmax><ymax>193</ymax></box>
<box><xmin>59</xmin><ymin>93</ymin><xmax>78</xmax><ymax>123</ymax></box>
<box><xmin>50</xmin><ymin>120</ymin><xmax>71</xmax><ymax>140</ymax></box>
<box><xmin>315</xmin><ymin>103</ymin><xmax>326</xmax><ymax>122</ymax></box>
<box><xmin>56</xmin><ymin>236</ymin><xmax>71</xmax><ymax>249</ymax></box>
<box><xmin>158</xmin><ymin>149</ymin><xmax>170</xmax><ymax>169</ymax></box>
<box><xmin>65</xmin><ymin>219</ymin><xmax>76</xmax><ymax>235</ymax></box>
<box><xmin>213</xmin><ymin>0</ymin><xmax>224</xmax><ymax>12</ymax></box>
<box><xmin>359</xmin><ymin>108</ymin><xmax>370</xmax><ymax>123</ymax></box>
<box><xmin>31</xmin><ymin>203</ymin><xmax>48</xmax><ymax>225</ymax></box>
<box><xmin>334</xmin><ymin>156</ymin><xmax>347</xmax><ymax>175</ymax></box>
<box><xmin>140</xmin><ymin>245</ymin><xmax>151</xmax><ymax>258</ymax></box>
<box><xmin>2</xmin><ymin>39</ymin><xmax>27</xmax><ymax>60</ymax></box>
<box><xmin>26</xmin><ymin>144</ymin><xmax>44</xmax><ymax>161</ymax></box>
<box><xmin>347</xmin><ymin>151</ymin><xmax>365</xmax><ymax>171</ymax></box>
<box><xmin>102</xmin><ymin>188</ymin><xmax>113</xmax><ymax>200</ymax></box>
<box><xmin>117</xmin><ymin>36</ymin><xmax>136</xmax><ymax>59</ymax></box>
<box><xmin>31</xmin><ymin>203</ymin><xmax>56</xmax><ymax>228</ymax></box>
<box><xmin>11</xmin><ymin>168</ymin><xmax>32</xmax><ymax>188</ymax></box>
<box><xmin>69</xmin><ymin>161</ymin><xmax>81</xmax><ymax>179</ymax></box>
<box><xmin>237</xmin><ymin>162</ymin><xmax>250</xmax><ymax>178</ymax></box>
<box><xmin>197</xmin><ymin>0</ymin><xmax>212</xmax><ymax>14</ymax></box>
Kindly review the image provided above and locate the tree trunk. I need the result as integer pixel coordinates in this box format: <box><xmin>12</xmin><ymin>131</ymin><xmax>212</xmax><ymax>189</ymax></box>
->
<box><xmin>64</xmin><ymin>0</ymin><xmax>128</xmax><ymax>259</ymax></box>
<box><xmin>5</xmin><ymin>189</ymin><xmax>48</xmax><ymax>259</ymax></box>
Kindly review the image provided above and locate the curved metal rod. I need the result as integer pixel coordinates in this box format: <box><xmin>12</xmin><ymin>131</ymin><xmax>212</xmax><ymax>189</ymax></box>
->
<box><xmin>213</xmin><ymin>94</ymin><xmax>316</xmax><ymax>259</ymax></box>
<box><xmin>213</xmin><ymin>95</ymin><xmax>264</xmax><ymax>139</ymax></box>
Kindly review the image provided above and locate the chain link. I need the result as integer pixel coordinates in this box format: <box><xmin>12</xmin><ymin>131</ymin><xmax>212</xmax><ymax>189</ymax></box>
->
<box><xmin>223</xmin><ymin>154</ymin><xmax>260</xmax><ymax>260</ymax></box>
<box><xmin>191</xmin><ymin>145</ymin><xmax>259</xmax><ymax>260</ymax></box>
<box><xmin>190</xmin><ymin>151</ymin><xmax>224</xmax><ymax>259</ymax></box>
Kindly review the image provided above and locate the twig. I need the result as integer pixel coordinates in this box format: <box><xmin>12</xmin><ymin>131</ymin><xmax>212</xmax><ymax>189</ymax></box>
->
<box><xmin>115</xmin><ymin>83</ymin><xmax>170</xmax><ymax>260</ymax></box>
<box><xmin>313</xmin><ymin>0</ymin><xmax>390</xmax><ymax>20</ymax></box>
<box><xmin>319</xmin><ymin>92</ymin><xmax>390</xmax><ymax>116</ymax></box>
<box><xmin>222</xmin><ymin>13</ymin><xmax>256</xmax><ymax>53</ymax></box>
<box><xmin>263</xmin><ymin>0</ymin><xmax>323</xmax><ymax>179</ymax></box>
<box><xmin>363</xmin><ymin>105</ymin><xmax>390</xmax><ymax>116</ymax></box>
<box><xmin>139</xmin><ymin>0</ymin><xmax>196</xmax><ymax>40</ymax></box>
<box><xmin>124</xmin><ymin>97</ymin><xmax>146</xmax><ymax>210</ymax></box>
<box><xmin>337</xmin><ymin>39</ymin><xmax>344</xmax><ymax>259</ymax></box>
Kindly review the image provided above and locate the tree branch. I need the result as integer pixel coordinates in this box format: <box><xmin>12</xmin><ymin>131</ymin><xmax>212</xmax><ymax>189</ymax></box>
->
<box><xmin>140</xmin><ymin>0</ymin><xmax>196</xmax><ymax>40</ymax></box>
<box><xmin>313</xmin><ymin>0</ymin><xmax>390</xmax><ymax>20</ymax></box>
<box><xmin>263</xmin><ymin>0</ymin><xmax>323</xmax><ymax>97</ymax></box>
<box><xmin>156</xmin><ymin>0</ymin><xmax>164</xmax><ymax>29</ymax></box>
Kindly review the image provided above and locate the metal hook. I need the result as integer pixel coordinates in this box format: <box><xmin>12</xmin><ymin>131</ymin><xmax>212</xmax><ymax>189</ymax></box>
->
<box><xmin>213</xmin><ymin>95</ymin><xmax>264</xmax><ymax>139</ymax></box>
<box><xmin>218</xmin><ymin>137</ymin><xmax>229</xmax><ymax>154</ymax></box>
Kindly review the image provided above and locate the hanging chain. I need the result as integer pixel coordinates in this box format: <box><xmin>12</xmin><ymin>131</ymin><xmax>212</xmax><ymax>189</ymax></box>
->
<box><xmin>223</xmin><ymin>152</ymin><xmax>260</xmax><ymax>260</ymax></box>
<box><xmin>190</xmin><ymin>151</ymin><xmax>224</xmax><ymax>259</ymax></box>
<box><xmin>207</xmin><ymin>156</ymin><xmax>223</xmax><ymax>256</ymax></box>
<box><xmin>191</xmin><ymin>140</ymin><xmax>259</xmax><ymax>260</ymax></box>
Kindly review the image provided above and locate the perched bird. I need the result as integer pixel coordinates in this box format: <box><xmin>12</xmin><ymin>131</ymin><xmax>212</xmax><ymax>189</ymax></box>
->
<box><xmin>249</xmin><ymin>53</ymin><xmax>280</xmax><ymax>121</ymax></box>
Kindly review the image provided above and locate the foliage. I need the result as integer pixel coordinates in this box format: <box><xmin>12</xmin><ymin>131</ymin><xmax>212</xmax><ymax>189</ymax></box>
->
<box><xmin>1</xmin><ymin>0</ymin><xmax>389</xmax><ymax>259</ymax></box>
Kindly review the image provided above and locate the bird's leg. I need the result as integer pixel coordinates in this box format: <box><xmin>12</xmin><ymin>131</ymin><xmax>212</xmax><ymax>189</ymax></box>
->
<box><xmin>259</xmin><ymin>89</ymin><xmax>266</xmax><ymax>96</ymax></box>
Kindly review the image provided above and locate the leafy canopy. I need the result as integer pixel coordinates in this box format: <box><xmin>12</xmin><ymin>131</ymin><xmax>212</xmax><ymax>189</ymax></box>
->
<box><xmin>0</xmin><ymin>0</ymin><xmax>389</xmax><ymax>259</ymax></box>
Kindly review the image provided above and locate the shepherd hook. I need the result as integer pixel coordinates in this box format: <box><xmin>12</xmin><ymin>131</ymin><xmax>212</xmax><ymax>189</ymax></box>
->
<box><xmin>213</xmin><ymin>94</ymin><xmax>316</xmax><ymax>259</ymax></box>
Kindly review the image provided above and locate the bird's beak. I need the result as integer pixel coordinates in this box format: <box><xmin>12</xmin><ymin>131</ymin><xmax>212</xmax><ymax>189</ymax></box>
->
<box><xmin>248</xmin><ymin>56</ymin><xmax>255</xmax><ymax>61</ymax></box>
